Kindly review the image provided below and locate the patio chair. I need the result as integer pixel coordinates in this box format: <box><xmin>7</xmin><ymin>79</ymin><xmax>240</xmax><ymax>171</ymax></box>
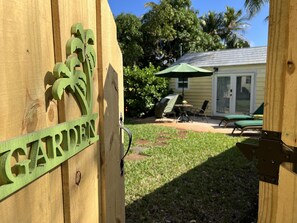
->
<box><xmin>190</xmin><ymin>100</ymin><xmax>209</xmax><ymax>122</ymax></box>
<box><xmin>155</xmin><ymin>94</ymin><xmax>182</xmax><ymax>118</ymax></box>
<box><xmin>231</xmin><ymin>119</ymin><xmax>263</xmax><ymax>136</ymax></box>
<box><xmin>219</xmin><ymin>103</ymin><xmax>264</xmax><ymax>127</ymax></box>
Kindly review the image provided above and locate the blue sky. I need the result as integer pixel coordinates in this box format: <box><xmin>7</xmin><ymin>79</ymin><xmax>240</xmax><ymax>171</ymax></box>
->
<box><xmin>108</xmin><ymin>0</ymin><xmax>269</xmax><ymax>47</ymax></box>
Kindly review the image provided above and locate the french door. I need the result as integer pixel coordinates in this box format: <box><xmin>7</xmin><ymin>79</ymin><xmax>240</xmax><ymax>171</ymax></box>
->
<box><xmin>214</xmin><ymin>73</ymin><xmax>255</xmax><ymax>116</ymax></box>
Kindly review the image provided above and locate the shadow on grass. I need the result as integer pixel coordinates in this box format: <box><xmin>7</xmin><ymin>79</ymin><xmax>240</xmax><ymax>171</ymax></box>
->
<box><xmin>126</xmin><ymin>141</ymin><xmax>259</xmax><ymax>223</ymax></box>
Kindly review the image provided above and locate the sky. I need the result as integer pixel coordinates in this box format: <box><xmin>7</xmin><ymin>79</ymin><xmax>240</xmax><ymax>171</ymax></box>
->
<box><xmin>108</xmin><ymin>0</ymin><xmax>269</xmax><ymax>47</ymax></box>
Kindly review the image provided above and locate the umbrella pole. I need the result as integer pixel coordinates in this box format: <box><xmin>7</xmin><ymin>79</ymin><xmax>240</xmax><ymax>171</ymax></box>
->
<box><xmin>182</xmin><ymin>79</ymin><xmax>185</xmax><ymax>99</ymax></box>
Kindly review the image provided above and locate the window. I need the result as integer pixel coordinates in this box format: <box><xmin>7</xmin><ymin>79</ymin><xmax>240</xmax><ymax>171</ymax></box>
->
<box><xmin>246</xmin><ymin>76</ymin><xmax>251</xmax><ymax>84</ymax></box>
<box><xmin>177</xmin><ymin>78</ymin><xmax>188</xmax><ymax>89</ymax></box>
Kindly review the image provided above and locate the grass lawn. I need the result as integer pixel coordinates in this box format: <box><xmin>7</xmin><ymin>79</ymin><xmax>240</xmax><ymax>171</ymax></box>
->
<box><xmin>124</xmin><ymin>121</ymin><xmax>258</xmax><ymax>223</ymax></box>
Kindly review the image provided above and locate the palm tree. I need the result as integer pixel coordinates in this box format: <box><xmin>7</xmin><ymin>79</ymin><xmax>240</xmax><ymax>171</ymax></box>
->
<box><xmin>200</xmin><ymin>7</ymin><xmax>250</xmax><ymax>48</ymax></box>
<box><xmin>52</xmin><ymin>23</ymin><xmax>96</xmax><ymax>116</ymax></box>
<box><xmin>244</xmin><ymin>0</ymin><xmax>269</xmax><ymax>18</ymax></box>
<box><xmin>222</xmin><ymin>7</ymin><xmax>250</xmax><ymax>48</ymax></box>
<box><xmin>200</xmin><ymin>11</ymin><xmax>224</xmax><ymax>36</ymax></box>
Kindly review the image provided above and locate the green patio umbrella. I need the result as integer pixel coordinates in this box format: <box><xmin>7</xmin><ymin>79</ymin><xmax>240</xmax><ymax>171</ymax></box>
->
<box><xmin>155</xmin><ymin>63</ymin><xmax>213</xmax><ymax>97</ymax></box>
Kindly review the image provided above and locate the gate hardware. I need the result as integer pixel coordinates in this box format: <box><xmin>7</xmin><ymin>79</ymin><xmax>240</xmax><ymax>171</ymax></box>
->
<box><xmin>119</xmin><ymin>114</ymin><xmax>132</xmax><ymax>176</ymax></box>
<box><xmin>237</xmin><ymin>130</ymin><xmax>297</xmax><ymax>185</ymax></box>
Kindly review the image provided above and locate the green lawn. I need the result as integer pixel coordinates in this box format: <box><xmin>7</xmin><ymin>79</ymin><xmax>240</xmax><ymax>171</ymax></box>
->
<box><xmin>124</xmin><ymin>122</ymin><xmax>258</xmax><ymax>223</ymax></box>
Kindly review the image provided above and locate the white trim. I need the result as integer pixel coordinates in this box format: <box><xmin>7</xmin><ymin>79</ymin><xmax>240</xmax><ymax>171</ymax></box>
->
<box><xmin>212</xmin><ymin>71</ymin><xmax>256</xmax><ymax>116</ymax></box>
<box><xmin>175</xmin><ymin>78</ymin><xmax>189</xmax><ymax>90</ymax></box>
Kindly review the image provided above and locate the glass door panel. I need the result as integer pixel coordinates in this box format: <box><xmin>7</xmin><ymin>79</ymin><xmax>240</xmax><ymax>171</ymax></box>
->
<box><xmin>235</xmin><ymin>76</ymin><xmax>251</xmax><ymax>113</ymax></box>
<box><xmin>216</xmin><ymin>76</ymin><xmax>231</xmax><ymax>114</ymax></box>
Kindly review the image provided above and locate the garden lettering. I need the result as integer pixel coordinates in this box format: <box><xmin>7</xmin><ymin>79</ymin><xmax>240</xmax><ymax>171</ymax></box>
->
<box><xmin>0</xmin><ymin>114</ymin><xmax>99</xmax><ymax>200</ymax></box>
<box><xmin>0</xmin><ymin>23</ymin><xmax>99</xmax><ymax>201</ymax></box>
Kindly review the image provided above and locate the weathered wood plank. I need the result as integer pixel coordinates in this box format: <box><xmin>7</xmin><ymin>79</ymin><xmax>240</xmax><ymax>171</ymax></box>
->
<box><xmin>97</xmin><ymin>0</ymin><xmax>125</xmax><ymax>222</ymax></box>
<box><xmin>0</xmin><ymin>1</ymin><xmax>63</xmax><ymax>223</ymax></box>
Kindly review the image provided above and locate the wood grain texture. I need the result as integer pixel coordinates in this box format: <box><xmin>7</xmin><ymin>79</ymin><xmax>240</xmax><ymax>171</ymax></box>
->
<box><xmin>281</xmin><ymin>0</ymin><xmax>297</xmax><ymax>147</ymax></box>
<box><xmin>263</xmin><ymin>0</ymin><xmax>289</xmax><ymax>132</ymax></box>
<box><xmin>51</xmin><ymin>0</ymin><xmax>100</xmax><ymax>223</ymax></box>
<box><xmin>259</xmin><ymin>0</ymin><xmax>289</xmax><ymax>222</ymax></box>
<box><xmin>274</xmin><ymin>0</ymin><xmax>297</xmax><ymax>222</ymax></box>
<box><xmin>0</xmin><ymin>1</ymin><xmax>63</xmax><ymax>223</ymax></box>
<box><xmin>276</xmin><ymin>165</ymin><xmax>297</xmax><ymax>222</ymax></box>
<box><xmin>1</xmin><ymin>0</ymin><xmax>124</xmax><ymax>222</ymax></box>
<box><xmin>260</xmin><ymin>0</ymin><xmax>297</xmax><ymax>222</ymax></box>
<box><xmin>97</xmin><ymin>0</ymin><xmax>125</xmax><ymax>222</ymax></box>
<box><xmin>258</xmin><ymin>182</ymin><xmax>278</xmax><ymax>223</ymax></box>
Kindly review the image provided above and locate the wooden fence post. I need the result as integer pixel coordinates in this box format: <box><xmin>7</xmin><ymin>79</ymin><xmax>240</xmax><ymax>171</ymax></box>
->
<box><xmin>259</xmin><ymin>0</ymin><xmax>297</xmax><ymax>222</ymax></box>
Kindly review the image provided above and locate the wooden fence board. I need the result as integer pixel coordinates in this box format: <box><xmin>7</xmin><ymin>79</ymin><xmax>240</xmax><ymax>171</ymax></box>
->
<box><xmin>259</xmin><ymin>0</ymin><xmax>290</xmax><ymax>222</ymax></box>
<box><xmin>261</xmin><ymin>0</ymin><xmax>297</xmax><ymax>222</ymax></box>
<box><xmin>275</xmin><ymin>0</ymin><xmax>297</xmax><ymax>222</ymax></box>
<box><xmin>51</xmin><ymin>0</ymin><xmax>100</xmax><ymax>223</ymax></box>
<box><xmin>0</xmin><ymin>0</ymin><xmax>123</xmax><ymax>222</ymax></box>
<box><xmin>0</xmin><ymin>1</ymin><xmax>63</xmax><ymax>223</ymax></box>
<box><xmin>281</xmin><ymin>0</ymin><xmax>297</xmax><ymax>147</ymax></box>
<box><xmin>97</xmin><ymin>0</ymin><xmax>125</xmax><ymax>222</ymax></box>
<box><xmin>1</xmin><ymin>167</ymin><xmax>64</xmax><ymax>223</ymax></box>
<box><xmin>276</xmin><ymin>165</ymin><xmax>297</xmax><ymax>222</ymax></box>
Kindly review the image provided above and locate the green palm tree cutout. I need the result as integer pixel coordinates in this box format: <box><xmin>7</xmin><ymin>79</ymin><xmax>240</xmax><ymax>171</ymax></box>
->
<box><xmin>52</xmin><ymin>23</ymin><xmax>96</xmax><ymax>116</ymax></box>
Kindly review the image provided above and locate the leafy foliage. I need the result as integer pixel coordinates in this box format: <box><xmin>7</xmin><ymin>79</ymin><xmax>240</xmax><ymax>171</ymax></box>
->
<box><xmin>115</xmin><ymin>13</ymin><xmax>144</xmax><ymax>67</ymax></box>
<box><xmin>141</xmin><ymin>0</ymin><xmax>224</xmax><ymax>67</ymax></box>
<box><xmin>115</xmin><ymin>1</ymin><xmax>251</xmax><ymax>67</ymax></box>
<box><xmin>124</xmin><ymin>64</ymin><xmax>170</xmax><ymax>117</ymax></box>
<box><xmin>200</xmin><ymin>7</ymin><xmax>250</xmax><ymax>49</ymax></box>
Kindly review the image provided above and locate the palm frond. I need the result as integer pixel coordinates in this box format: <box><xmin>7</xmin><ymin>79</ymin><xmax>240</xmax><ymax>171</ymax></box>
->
<box><xmin>71</xmin><ymin>23</ymin><xmax>84</xmax><ymax>43</ymax></box>
<box><xmin>144</xmin><ymin>2</ymin><xmax>157</xmax><ymax>8</ymax></box>
<box><xmin>244</xmin><ymin>0</ymin><xmax>269</xmax><ymax>18</ymax></box>
<box><xmin>76</xmin><ymin>78</ymin><xmax>87</xmax><ymax>95</ymax></box>
<box><xmin>85</xmin><ymin>29</ymin><xmax>95</xmax><ymax>45</ymax></box>
<box><xmin>53</xmin><ymin>63</ymin><xmax>71</xmax><ymax>78</ymax></box>
<box><xmin>66</xmin><ymin>37</ymin><xmax>85</xmax><ymax>62</ymax></box>
<box><xmin>85</xmin><ymin>46</ymin><xmax>96</xmax><ymax>72</ymax></box>
<box><xmin>66</xmin><ymin>55</ymin><xmax>81</xmax><ymax>73</ymax></box>
<box><xmin>52</xmin><ymin>78</ymin><xmax>73</xmax><ymax>100</ymax></box>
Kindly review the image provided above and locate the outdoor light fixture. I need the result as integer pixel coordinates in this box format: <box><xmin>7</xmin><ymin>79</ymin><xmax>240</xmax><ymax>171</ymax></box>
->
<box><xmin>213</xmin><ymin>67</ymin><xmax>219</xmax><ymax>72</ymax></box>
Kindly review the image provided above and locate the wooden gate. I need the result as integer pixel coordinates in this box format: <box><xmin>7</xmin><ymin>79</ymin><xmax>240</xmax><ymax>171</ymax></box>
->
<box><xmin>0</xmin><ymin>0</ymin><xmax>124</xmax><ymax>222</ymax></box>
<box><xmin>238</xmin><ymin>0</ymin><xmax>297</xmax><ymax>222</ymax></box>
<box><xmin>258</xmin><ymin>0</ymin><xmax>297</xmax><ymax>221</ymax></box>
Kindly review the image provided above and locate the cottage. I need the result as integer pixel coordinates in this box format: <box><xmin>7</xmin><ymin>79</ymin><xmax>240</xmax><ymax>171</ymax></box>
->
<box><xmin>170</xmin><ymin>46</ymin><xmax>267</xmax><ymax>116</ymax></box>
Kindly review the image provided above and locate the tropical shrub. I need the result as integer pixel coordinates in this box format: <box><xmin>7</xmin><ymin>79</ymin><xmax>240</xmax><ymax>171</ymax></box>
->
<box><xmin>124</xmin><ymin>64</ymin><xmax>170</xmax><ymax>117</ymax></box>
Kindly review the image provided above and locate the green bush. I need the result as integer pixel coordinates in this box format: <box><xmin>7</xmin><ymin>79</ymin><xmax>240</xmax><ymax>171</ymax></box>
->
<box><xmin>124</xmin><ymin>64</ymin><xmax>170</xmax><ymax>117</ymax></box>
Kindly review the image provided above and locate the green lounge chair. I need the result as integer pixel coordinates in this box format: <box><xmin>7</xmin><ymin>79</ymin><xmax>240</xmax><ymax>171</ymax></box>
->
<box><xmin>232</xmin><ymin>120</ymin><xmax>263</xmax><ymax>136</ymax></box>
<box><xmin>219</xmin><ymin>103</ymin><xmax>264</xmax><ymax>127</ymax></box>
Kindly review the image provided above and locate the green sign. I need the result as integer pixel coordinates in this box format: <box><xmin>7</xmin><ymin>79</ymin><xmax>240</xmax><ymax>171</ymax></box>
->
<box><xmin>0</xmin><ymin>23</ymin><xmax>99</xmax><ymax>201</ymax></box>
